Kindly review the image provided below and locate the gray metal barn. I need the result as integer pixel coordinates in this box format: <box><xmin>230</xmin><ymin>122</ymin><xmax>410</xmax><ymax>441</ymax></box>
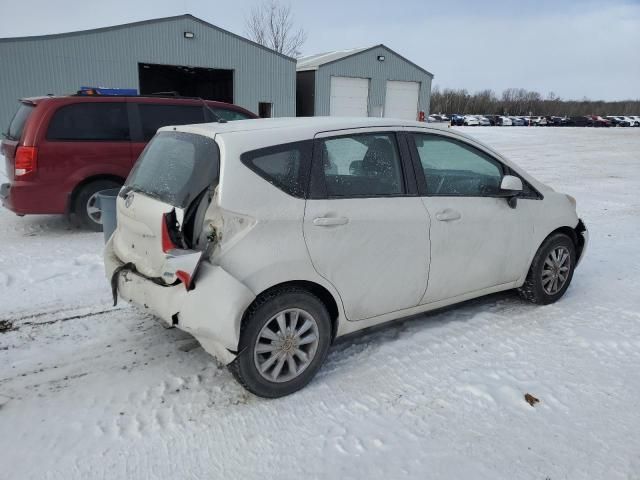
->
<box><xmin>0</xmin><ymin>14</ymin><xmax>296</xmax><ymax>129</ymax></box>
<box><xmin>296</xmin><ymin>45</ymin><xmax>433</xmax><ymax>120</ymax></box>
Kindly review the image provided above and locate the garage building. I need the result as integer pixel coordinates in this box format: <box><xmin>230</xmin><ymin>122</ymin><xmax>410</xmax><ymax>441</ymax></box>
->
<box><xmin>296</xmin><ymin>45</ymin><xmax>433</xmax><ymax>120</ymax></box>
<box><xmin>0</xmin><ymin>14</ymin><xmax>296</xmax><ymax>129</ymax></box>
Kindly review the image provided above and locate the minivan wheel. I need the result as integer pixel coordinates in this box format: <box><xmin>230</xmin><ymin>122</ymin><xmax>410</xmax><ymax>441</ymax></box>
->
<box><xmin>518</xmin><ymin>233</ymin><xmax>576</xmax><ymax>305</ymax></box>
<box><xmin>230</xmin><ymin>288</ymin><xmax>332</xmax><ymax>398</ymax></box>
<box><xmin>72</xmin><ymin>180</ymin><xmax>122</xmax><ymax>231</ymax></box>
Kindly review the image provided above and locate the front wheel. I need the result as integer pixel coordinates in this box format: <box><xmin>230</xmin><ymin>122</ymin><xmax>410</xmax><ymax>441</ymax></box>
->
<box><xmin>230</xmin><ymin>288</ymin><xmax>332</xmax><ymax>398</ymax></box>
<box><xmin>518</xmin><ymin>233</ymin><xmax>576</xmax><ymax>305</ymax></box>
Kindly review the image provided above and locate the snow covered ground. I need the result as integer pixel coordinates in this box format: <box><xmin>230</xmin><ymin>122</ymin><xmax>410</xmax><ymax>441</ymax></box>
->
<box><xmin>1</xmin><ymin>127</ymin><xmax>639</xmax><ymax>479</ymax></box>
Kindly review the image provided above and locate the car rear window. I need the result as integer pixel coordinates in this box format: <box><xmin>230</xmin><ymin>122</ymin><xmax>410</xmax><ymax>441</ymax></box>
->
<box><xmin>209</xmin><ymin>108</ymin><xmax>253</xmax><ymax>121</ymax></box>
<box><xmin>125</xmin><ymin>131</ymin><xmax>219</xmax><ymax>208</ymax></box>
<box><xmin>138</xmin><ymin>104</ymin><xmax>205</xmax><ymax>141</ymax></box>
<box><xmin>6</xmin><ymin>103</ymin><xmax>34</xmax><ymax>140</ymax></box>
<box><xmin>47</xmin><ymin>103</ymin><xmax>129</xmax><ymax>141</ymax></box>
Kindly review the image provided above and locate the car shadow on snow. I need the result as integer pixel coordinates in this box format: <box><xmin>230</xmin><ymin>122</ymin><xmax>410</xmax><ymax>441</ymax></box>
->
<box><xmin>328</xmin><ymin>290</ymin><xmax>529</xmax><ymax>360</ymax></box>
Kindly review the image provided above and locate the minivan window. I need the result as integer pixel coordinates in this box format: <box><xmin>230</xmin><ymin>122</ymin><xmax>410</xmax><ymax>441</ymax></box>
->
<box><xmin>241</xmin><ymin>142</ymin><xmax>311</xmax><ymax>198</ymax></box>
<box><xmin>125</xmin><ymin>131</ymin><xmax>219</xmax><ymax>208</ymax></box>
<box><xmin>7</xmin><ymin>103</ymin><xmax>35</xmax><ymax>140</ymax></box>
<box><xmin>47</xmin><ymin>103</ymin><xmax>129</xmax><ymax>141</ymax></box>
<box><xmin>138</xmin><ymin>104</ymin><xmax>205</xmax><ymax>141</ymax></box>
<box><xmin>319</xmin><ymin>133</ymin><xmax>404</xmax><ymax>197</ymax></box>
<box><xmin>210</xmin><ymin>108</ymin><xmax>253</xmax><ymax>121</ymax></box>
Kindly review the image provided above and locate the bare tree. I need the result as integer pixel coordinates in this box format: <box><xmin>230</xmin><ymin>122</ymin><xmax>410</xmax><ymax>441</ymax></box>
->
<box><xmin>245</xmin><ymin>0</ymin><xmax>307</xmax><ymax>57</ymax></box>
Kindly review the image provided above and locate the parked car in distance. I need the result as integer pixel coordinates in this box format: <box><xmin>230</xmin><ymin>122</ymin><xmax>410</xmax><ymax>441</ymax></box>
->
<box><xmin>509</xmin><ymin>117</ymin><xmax>525</xmax><ymax>126</ymax></box>
<box><xmin>463</xmin><ymin>115</ymin><xmax>480</xmax><ymax>126</ymax></box>
<box><xmin>606</xmin><ymin>116</ymin><xmax>629</xmax><ymax>127</ymax></box>
<box><xmin>105</xmin><ymin>117</ymin><xmax>588</xmax><ymax>397</ymax></box>
<box><xmin>1</xmin><ymin>93</ymin><xmax>257</xmax><ymax>230</ymax></box>
<box><xmin>588</xmin><ymin>115</ymin><xmax>611</xmax><ymax>127</ymax></box>
<box><xmin>450</xmin><ymin>114</ymin><xmax>465</xmax><ymax>126</ymax></box>
<box><xmin>476</xmin><ymin>116</ymin><xmax>491</xmax><ymax>126</ymax></box>
<box><xmin>499</xmin><ymin>116</ymin><xmax>513</xmax><ymax>126</ymax></box>
<box><xmin>567</xmin><ymin>116</ymin><xmax>589</xmax><ymax>127</ymax></box>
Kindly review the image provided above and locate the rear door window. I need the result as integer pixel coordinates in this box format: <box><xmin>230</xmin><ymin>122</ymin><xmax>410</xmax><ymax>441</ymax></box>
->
<box><xmin>318</xmin><ymin>133</ymin><xmax>405</xmax><ymax>197</ymax></box>
<box><xmin>125</xmin><ymin>131</ymin><xmax>219</xmax><ymax>207</ymax></box>
<box><xmin>47</xmin><ymin>103</ymin><xmax>129</xmax><ymax>141</ymax></box>
<box><xmin>6</xmin><ymin>103</ymin><xmax>34</xmax><ymax>140</ymax></box>
<box><xmin>138</xmin><ymin>104</ymin><xmax>205</xmax><ymax>141</ymax></box>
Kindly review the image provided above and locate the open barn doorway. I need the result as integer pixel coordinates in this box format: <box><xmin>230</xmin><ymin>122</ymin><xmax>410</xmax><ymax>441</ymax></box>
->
<box><xmin>138</xmin><ymin>63</ymin><xmax>233</xmax><ymax>102</ymax></box>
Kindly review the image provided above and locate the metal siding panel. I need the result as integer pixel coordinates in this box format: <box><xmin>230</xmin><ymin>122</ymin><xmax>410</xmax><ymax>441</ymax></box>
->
<box><xmin>0</xmin><ymin>17</ymin><xmax>295</xmax><ymax>129</ymax></box>
<box><xmin>315</xmin><ymin>46</ymin><xmax>431</xmax><ymax>118</ymax></box>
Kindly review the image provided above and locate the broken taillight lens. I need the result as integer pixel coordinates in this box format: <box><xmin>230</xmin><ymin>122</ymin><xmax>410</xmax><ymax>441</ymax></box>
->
<box><xmin>161</xmin><ymin>213</ymin><xmax>176</xmax><ymax>253</ymax></box>
<box><xmin>15</xmin><ymin>146</ymin><xmax>37</xmax><ymax>177</ymax></box>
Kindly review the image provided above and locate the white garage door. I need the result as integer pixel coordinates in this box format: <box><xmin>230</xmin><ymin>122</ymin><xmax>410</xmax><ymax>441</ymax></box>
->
<box><xmin>384</xmin><ymin>80</ymin><xmax>420</xmax><ymax>120</ymax></box>
<box><xmin>329</xmin><ymin>76</ymin><xmax>369</xmax><ymax>117</ymax></box>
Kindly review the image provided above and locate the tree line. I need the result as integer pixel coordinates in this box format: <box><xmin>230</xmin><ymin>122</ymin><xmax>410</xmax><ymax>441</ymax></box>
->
<box><xmin>430</xmin><ymin>86</ymin><xmax>640</xmax><ymax>116</ymax></box>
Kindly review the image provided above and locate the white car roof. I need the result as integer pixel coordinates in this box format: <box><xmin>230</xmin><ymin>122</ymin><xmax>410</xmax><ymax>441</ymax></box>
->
<box><xmin>159</xmin><ymin>117</ymin><xmax>449</xmax><ymax>138</ymax></box>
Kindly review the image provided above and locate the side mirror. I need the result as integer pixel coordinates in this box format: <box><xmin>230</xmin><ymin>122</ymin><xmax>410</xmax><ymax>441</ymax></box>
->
<box><xmin>500</xmin><ymin>175</ymin><xmax>523</xmax><ymax>192</ymax></box>
<box><xmin>500</xmin><ymin>175</ymin><xmax>523</xmax><ymax>209</ymax></box>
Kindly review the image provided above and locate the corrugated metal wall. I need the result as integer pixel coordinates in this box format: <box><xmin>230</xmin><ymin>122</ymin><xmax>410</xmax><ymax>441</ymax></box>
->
<box><xmin>313</xmin><ymin>45</ymin><xmax>432</xmax><ymax>117</ymax></box>
<box><xmin>0</xmin><ymin>15</ymin><xmax>296</xmax><ymax>129</ymax></box>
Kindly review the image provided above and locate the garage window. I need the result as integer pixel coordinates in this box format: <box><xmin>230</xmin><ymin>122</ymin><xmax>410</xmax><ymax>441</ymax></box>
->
<box><xmin>241</xmin><ymin>141</ymin><xmax>312</xmax><ymax>198</ymax></box>
<box><xmin>138</xmin><ymin>104</ymin><xmax>205</xmax><ymax>141</ymax></box>
<box><xmin>47</xmin><ymin>103</ymin><xmax>129</xmax><ymax>141</ymax></box>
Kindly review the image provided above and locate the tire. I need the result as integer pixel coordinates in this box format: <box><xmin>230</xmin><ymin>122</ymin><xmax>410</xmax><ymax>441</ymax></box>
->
<box><xmin>518</xmin><ymin>233</ymin><xmax>576</xmax><ymax>305</ymax></box>
<box><xmin>72</xmin><ymin>180</ymin><xmax>122</xmax><ymax>231</ymax></box>
<box><xmin>229</xmin><ymin>287</ymin><xmax>332</xmax><ymax>398</ymax></box>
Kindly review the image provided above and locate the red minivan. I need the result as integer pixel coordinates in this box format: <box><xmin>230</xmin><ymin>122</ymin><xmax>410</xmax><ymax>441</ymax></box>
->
<box><xmin>1</xmin><ymin>94</ymin><xmax>257</xmax><ymax>230</ymax></box>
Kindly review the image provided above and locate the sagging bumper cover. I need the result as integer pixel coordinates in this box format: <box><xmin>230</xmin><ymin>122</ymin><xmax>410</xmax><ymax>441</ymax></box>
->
<box><xmin>105</xmin><ymin>237</ymin><xmax>256</xmax><ymax>365</ymax></box>
<box><xmin>576</xmin><ymin>218</ymin><xmax>589</xmax><ymax>267</ymax></box>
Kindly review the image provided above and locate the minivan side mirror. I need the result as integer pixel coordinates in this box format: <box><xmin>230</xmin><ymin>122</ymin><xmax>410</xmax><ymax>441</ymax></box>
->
<box><xmin>500</xmin><ymin>175</ymin><xmax>523</xmax><ymax>209</ymax></box>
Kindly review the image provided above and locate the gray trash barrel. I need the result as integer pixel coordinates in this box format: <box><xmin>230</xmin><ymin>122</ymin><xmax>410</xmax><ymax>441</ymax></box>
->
<box><xmin>96</xmin><ymin>188</ymin><xmax>121</xmax><ymax>244</ymax></box>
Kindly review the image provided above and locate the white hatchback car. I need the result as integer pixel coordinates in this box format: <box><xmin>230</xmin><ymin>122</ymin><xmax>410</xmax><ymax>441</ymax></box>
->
<box><xmin>105</xmin><ymin>117</ymin><xmax>588</xmax><ymax>397</ymax></box>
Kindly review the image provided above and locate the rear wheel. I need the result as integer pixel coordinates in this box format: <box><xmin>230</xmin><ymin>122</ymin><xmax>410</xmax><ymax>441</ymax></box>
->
<box><xmin>230</xmin><ymin>288</ymin><xmax>332</xmax><ymax>398</ymax></box>
<box><xmin>518</xmin><ymin>233</ymin><xmax>576</xmax><ymax>305</ymax></box>
<box><xmin>72</xmin><ymin>180</ymin><xmax>122</xmax><ymax>231</ymax></box>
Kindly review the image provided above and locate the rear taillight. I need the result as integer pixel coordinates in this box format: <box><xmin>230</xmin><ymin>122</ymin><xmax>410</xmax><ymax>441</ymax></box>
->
<box><xmin>161</xmin><ymin>212</ymin><xmax>177</xmax><ymax>253</ymax></box>
<box><xmin>15</xmin><ymin>146</ymin><xmax>37</xmax><ymax>177</ymax></box>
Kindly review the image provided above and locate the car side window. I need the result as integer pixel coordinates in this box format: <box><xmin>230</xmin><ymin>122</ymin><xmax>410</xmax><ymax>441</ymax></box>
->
<box><xmin>412</xmin><ymin>133</ymin><xmax>503</xmax><ymax>196</ymax></box>
<box><xmin>319</xmin><ymin>133</ymin><xmax>404</xmax><ymax>197</ymax></box>
<box><xmin>138</xmin><ymin>104</ymin><xmax>205</xmax><ymax>141</ymax></box>
<box><xmin>47</xmin><ymin>103</ymin><xmax>129</xmax><ymax>141</ymax></box>
<box><xmin>241</xmin><ymin>141</ymin><xmax>311</xmax><ymax>198</ymax></box>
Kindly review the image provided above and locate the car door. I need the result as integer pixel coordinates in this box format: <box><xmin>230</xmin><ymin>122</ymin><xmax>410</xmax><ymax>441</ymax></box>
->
<box><xmin>406</xmin><ymin>130</ymin><xmax>533</xmax><ymax>304</ymax></box>
<box><xmin>303</xmin><ymin>129</ymin><xmax>430</xmax><ymax>321</ymax></box>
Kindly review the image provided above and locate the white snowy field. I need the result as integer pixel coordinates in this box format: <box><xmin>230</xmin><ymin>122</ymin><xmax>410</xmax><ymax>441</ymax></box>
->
<box><xmin>1</xmin><ymin>127</ymin><xmax>639</xmax><ymax>479</ymax></box>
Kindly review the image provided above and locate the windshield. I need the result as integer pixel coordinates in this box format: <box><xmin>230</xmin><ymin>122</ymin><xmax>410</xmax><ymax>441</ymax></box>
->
<box><xmin>7</xmin><ymin>103</ymin><xmax>34</xmax><ymax>140</ymax></box>
<box><xmin>125</xmin><ymin>131</ymin><xmax>219</xmax><ymax>208</ymax></box>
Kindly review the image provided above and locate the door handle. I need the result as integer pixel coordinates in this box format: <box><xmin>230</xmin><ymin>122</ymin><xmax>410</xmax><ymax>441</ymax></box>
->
<box><xmin>313</xmin><ymin>216</ymin><xmax>349</xmax><ymax>226</ymax></box>
<box><xmin>435</xmin><ymin>209</ymin><xmax>462</xmax><ymax>222</ymax></box>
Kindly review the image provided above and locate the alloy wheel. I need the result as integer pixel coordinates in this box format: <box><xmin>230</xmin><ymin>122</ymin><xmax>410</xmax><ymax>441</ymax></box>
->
<box><xmin>542</xmin><ymin>246</ymin><xmax>571</xmax><ymax>295</ymax></box>
<box><xmin>253</xmin><ymin>308</ymin><xmax>320</xmax><ymax>383</ymax></box>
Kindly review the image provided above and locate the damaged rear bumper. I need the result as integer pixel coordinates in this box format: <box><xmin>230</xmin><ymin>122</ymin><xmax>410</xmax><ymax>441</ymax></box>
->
<box><xmin>104</xmin><ymin>237</ymin><xmax>256</xmax><ymax>365</ymax></box>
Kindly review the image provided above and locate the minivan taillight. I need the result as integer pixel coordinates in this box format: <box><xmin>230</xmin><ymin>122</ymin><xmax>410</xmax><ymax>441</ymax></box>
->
<box><xmin>15</xmin><ymin>146</ymin><xmax>37</xmax><ymax>177</ymax></box>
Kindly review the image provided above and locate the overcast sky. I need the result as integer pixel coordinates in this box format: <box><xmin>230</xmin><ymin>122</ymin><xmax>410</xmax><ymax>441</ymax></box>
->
<box><xmin>2</xmin><ymin>0</ymin><xmax>639</xmax><ymax>101</ymax></box>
